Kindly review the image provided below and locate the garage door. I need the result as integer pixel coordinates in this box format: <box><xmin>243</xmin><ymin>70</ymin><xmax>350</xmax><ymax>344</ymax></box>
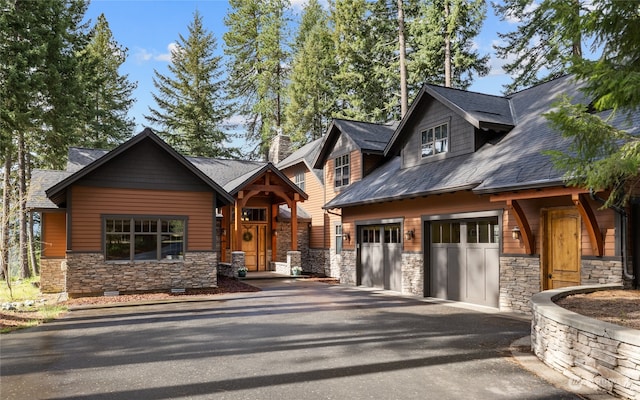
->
<box><xmin>360</xmin><ymin>224</ymin><xmax>402</xmax><ymax>291</ymax></box>
<box><xmin>429</xmin><ymin>218</ymin><xmax>499</xmax><ymax>308</ymax></box>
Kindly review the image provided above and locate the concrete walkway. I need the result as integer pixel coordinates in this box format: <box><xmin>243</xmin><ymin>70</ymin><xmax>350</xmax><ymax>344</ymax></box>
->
<box><xmin>1</xmin><ymin>279</ymin><xmax>600</xmax><ymax>400</ymax></box>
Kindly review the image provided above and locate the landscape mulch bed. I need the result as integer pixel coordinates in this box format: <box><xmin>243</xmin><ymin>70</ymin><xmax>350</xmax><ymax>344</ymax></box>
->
<box><xmin>556</xmin><ymin>289</ymin><xmax>640</xmax><ymax>330</ymax></box>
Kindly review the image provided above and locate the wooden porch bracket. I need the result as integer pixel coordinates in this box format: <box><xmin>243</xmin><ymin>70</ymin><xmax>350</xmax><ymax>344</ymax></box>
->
<box><xmin>507</xmin><ymin>199</ymin><xmax>534</xmax><ymax>255</ymax></box>
<box><xmin>572</xmin><ymin>193</ymin><xmax>603</xmax><ymax>256</ymax></box>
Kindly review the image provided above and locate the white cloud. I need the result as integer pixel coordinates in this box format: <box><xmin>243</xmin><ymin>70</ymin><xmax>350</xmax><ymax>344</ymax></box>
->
<box><xmin>133</xmin><ymin>42</ymin><xmax>179</xmax><ymax>63</ymax></box>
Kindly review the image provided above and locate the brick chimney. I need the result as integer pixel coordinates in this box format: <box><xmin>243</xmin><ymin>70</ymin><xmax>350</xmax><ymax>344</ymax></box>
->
<box><xmin>268</xmin><ymin>132</ymin><xmax>292</xmax><ymax>164</ymax></box>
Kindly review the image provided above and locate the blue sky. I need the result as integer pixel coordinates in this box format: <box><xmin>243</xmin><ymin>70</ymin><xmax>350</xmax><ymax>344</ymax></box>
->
<box><xmin>84</xmin><ymin>0</ymin><xmax>515</xmax><ymax>133</ymax></box>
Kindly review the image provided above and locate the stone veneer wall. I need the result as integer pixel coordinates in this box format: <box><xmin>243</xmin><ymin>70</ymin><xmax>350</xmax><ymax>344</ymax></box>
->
<box><xmin>328</xmin><ymin>248</ymin><xmax>342</xmax><ymax>278</ymax></box>
<box><xmin>276</xmin><ymin>221</ymin><xmax>310</xmax><ymax>271</ymax></box>
<box><xmin>40</xmin><ymin>258</ymin><xmax>67</xmax><ymax>293</ymax></box>
<box><xmin>65</xmin><ymin>251</ymin><xmax>217</xmax><ymax>296</ymax></box>
<box><xmin>307</xmin><ymin>248</ymin><xmax>329</xmax><ymax>275</ymax></box>
<box><xmin>499</xmin><ymin>256</ymin><xmax>541</xmax><ymax>315</ymax></box>
<box><xmin>581</xmin><ymin>258</ymin><xmax>623</xmax><ymax>285</ymax></box>
<box><xmin>531</xmin><ymin>285</ymin><xmax>639</xmax><ymax>400</ymax></box>
<box><xmin>340</xmin><ymin>249</ymin><xmax>357</xmax><ymax>286</ymax></box>
<box><xmin>401</xmin><ymin>252</ymin><xmax>423</xmax><ymax>296</ymax></box>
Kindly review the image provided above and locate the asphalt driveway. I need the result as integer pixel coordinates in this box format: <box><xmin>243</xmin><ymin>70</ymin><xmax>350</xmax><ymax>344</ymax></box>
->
<box><xmin>1</xmin><ymin>279</ymin><xmax>581</xmax><ymax>400</ymax></box>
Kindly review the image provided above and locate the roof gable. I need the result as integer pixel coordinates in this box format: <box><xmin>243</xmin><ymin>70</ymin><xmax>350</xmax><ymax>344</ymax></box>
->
<box><xmin>225</xmin><ymin>162</ymin><xmax>308</xmax><ymax>200</ymax></box>
<box><xmin>46</xmin><ymin>128</ymin><xmax>234</xmax><ymax>207</ymax></box>
<box><xmin>385</xmin><ymin>84</ymin><xmax>514</xmax><ymax>156</ymax></box>
<box><xmin>313</xmin><ymin>118</ymin><xmax>396</xmax><ymax>169</ymax></box>
<box><xmin>277</xmin><ymin>138</ymin><xmax>324</xmax><ymax>184</ymax></box>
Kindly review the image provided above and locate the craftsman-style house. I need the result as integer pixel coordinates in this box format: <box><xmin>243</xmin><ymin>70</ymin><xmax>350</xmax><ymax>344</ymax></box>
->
<box><xmin>280</xmin><ymin>75</ymin><xmax>638</xmax><ymax>314</ymax></box>
<box><xmin>27</xmin><ymin>129</ymin><xmax>307</xmax><ymax>297</ymax></box>
<box><xmin>28</xmin><ymin>75</ymin><xmax>638</xmax><ymax>314</ymax></box>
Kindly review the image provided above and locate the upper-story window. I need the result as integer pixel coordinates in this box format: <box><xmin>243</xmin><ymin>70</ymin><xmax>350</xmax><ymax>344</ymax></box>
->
<box><xmin>294</xmin><ymin>170</ymin><xmax>305</xmax><ymax>191</ymax></box>
<box><xmin>421</xmin><ymin>123</ymin><xmax>448</xmax><ymax>158</ymax></box>
<box><xmin>334</xmin><ymin>154</ymin><xmax>350</xmax><ymax>188</ymax></box>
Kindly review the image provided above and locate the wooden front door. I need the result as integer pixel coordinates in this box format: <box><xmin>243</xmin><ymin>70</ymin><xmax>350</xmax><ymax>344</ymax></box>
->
<box><xmin>543</xmin><ymin>208</ymin><xmax>581</xmax><ymax>289</ymax></box>
<box><xmin>241</xmin><ymin>224</ymin><xmax>267</xmax><ymax>271</ymax></box>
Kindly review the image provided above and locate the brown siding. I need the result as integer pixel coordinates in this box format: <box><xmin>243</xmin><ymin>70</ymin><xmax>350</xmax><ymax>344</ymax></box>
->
<box><xmin>42</xmin><ymin>212</ymin><xmax>66</xmax><ymax>258</ymax></box>
<box><xmin>71</xmin><ymin>186</ymin><xmax>214</xmax><ymax>252</ymax></box>
<box><xmin>501</xmin><ymin>196</ymin><xmax>617</xmax><ymax>257</ymax></box>
<box><xmin>282</xmin><ymin>164</ymin><xmax>327</xmax><ymax>249</ymax></box>
<box><xmin>342</xmin><ymin>191</ymin><xmax>503</xmax><ymax>252</ymax></box>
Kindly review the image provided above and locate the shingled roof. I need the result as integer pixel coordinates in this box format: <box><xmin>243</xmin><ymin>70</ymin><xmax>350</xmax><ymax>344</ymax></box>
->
<box><xmin>277</xmin><ymin>138</ymin><xmax>324</xmax><ymax>184</ymax></box>
<box><xmin>325</xmin><ymin>75</ymin><xmax>639</xmax><ymax>209</ymax></box>
<box><xmin>313</xmin><ymin>119</ymin><xmax>397</xmax><ymax>169</ymax></box>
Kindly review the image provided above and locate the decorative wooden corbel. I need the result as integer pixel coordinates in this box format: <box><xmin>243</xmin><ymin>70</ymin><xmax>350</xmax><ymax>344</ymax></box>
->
<box><xmin>507</xmin><ymin>199</ymin><xmax>534</xmax><ymax>255</ymax></box>
<box><xmin>572</xmin><ymin>193</ymin><xmax>603</xmax><ymax>256</ymax></box>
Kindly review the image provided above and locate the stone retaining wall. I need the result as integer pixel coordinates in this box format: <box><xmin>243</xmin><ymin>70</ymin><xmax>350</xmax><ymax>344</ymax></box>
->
<box><xmin>65</xmin><ymin>251</ymin><xmax>218</xmax><ymax>296</ymax></box>
<box><xmin>531</xmin><ymin>285</ymin><xmax>640</xmax><ymax>400</ymax></box>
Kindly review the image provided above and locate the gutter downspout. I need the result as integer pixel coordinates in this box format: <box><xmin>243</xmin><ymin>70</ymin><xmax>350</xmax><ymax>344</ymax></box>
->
<box><xmin>590</xmin><ymin>189</ymin><xmax>635</xmax><ymax>283</ymax></box>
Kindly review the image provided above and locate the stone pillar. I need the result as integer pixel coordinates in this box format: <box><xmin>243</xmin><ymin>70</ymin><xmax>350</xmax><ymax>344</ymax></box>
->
<box><xmin>287</xmin><ymin>250</ymin><xmax>301</xmax><ymax>275</ymax></box>
<box><xmin>232</xmin><ymin>251</ymin><xmax>245</xmax><ymax>277</ymax></box>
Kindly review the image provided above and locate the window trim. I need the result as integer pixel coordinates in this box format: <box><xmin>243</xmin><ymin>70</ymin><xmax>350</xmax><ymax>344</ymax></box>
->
<box><xmin>335</xmin><ymin>224</ymin><xmax>343</xmax><ymax>253</ymax></box>
<box><xmin>334</xmin><ymin>153</ymin><xmax>350</xmax><ymax>188</ymax></box>
<box><xmin>294</xmin><ymin>170</ymin><xmax>305</xmax><ymax>192</ymax></box>
<box><xmin>421</xmin><ymin>122</ymin><xmax>449</xmax><ymax>158</ymax></box>
<box><xmin>102</xmin><ymin>215</ymin><xmax>188</xmax><ymax>262</ymax></box>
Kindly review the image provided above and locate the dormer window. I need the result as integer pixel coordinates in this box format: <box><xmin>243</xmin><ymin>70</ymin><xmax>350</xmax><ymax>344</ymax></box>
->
<box><xmin>335</xmin><ymin>154</ymin><xmax>350</xmax><ymax>188</ymax></box>
<box><xmin>421</xmin><ymin>123</ymin><xmax>448</xmax><ymax>158</ymax></box>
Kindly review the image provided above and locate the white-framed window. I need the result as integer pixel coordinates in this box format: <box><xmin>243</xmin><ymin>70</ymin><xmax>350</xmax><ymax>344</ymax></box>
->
<box><xmin>105</xmin><ymin>217</ymin><xmax>185</xmax><ymax>261</ymax></box>
<box><xmin>421</xmin><ymin>123</ymin><xmax>448</xmax><ymax>158</ymax></box>
<box><xmin>334</xmin><ymin>154</ymin><xmax>350</xmax><ymax>188</ymax></box>
<box><xmin>335</xmin><ymin>224</ymin><xmax>343</xmax><ymax>253</ymax></box>
<box><xmin>294</xmin><ymin>170</ymin><xmax>305</xmax><ymax>191</ymax></box>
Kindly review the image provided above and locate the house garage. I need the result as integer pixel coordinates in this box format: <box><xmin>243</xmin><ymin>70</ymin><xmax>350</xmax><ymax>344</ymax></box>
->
<box><xmin>425</xmin><ymin>213</ymin><xmax>500</xmax><ymax>308</ymax></box>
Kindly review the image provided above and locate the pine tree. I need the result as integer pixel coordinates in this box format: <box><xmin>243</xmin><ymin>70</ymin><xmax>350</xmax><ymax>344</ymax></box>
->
<box><xmin>284</xmin><ymin>0</ymin><xmax>336</xmax><ymax>146</ymax></box>
<box><xmin>76</xmin><ymin>14</ymin><xmax>136</xmax><ymax>149</ymax></box>
<box><xmin>493</xmin><ymin>0</ymin><xmax>584</xmax><ymax>93</ymax></box>
<box><xmin>224</xmin><ymin>0</ymin><xmax>290</xmax><ymax>159</ymax></box>
<box><xmin>545</xmin><ymin>0</ymin><xmax>640</xmax><ymax>209</ymax></box>
<box><xmin>146</xmin><ymin>11</ymin><xmax>237</xmax><ymax>158</ymax></box>
<box><xmin>410</xmin><ymin>0</ymin><xmax>489</xmax><ymax>89</ymax></box>
<box><xmin>0</xmin><ymin>0</ymin><xmax>89</xmax><ymax>278</ymax></box>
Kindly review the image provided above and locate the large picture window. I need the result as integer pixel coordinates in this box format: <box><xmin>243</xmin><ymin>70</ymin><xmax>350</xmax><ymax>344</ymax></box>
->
<box><xmin>421</xmin><ymin>123</ymin><xmax>448</xmax><ymax>158</ymax></box>
<box><xmin>105</xmin><ymin>217</ymin><xmax>185</xmax><ymax>261</ymax></box>
<box><xmin>335</xmin><ymin>154</ymin><xmax>350</xmax><ymax>188</ymax></box>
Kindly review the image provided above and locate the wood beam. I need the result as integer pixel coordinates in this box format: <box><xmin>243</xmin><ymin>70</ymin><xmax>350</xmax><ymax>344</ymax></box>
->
<box><xmin>291</xmin><ymin>201</ymin><xmax>298</xmax><ymax>251</ymax></box>
<box><xmin>490</xmin><ymin>187</ymin><xmax>589</xmax><ymax>202</ymax></box>
<box><xmin>507</xmin><ymin>199</ymin><xmax>534</xmax><ymax>255</ymax></box>
<box><xmin>572</xmin><ymin>193</ymin><xmax>603</xmax><ymax>256</ymax></box>
<box><xmin>234</xmin><ymin>201</ymin><xmax>242</xmax><ymax>252</ymax></box>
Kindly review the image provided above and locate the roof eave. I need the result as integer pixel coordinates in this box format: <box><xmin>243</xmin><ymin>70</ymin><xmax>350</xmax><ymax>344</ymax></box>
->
<box><xmin>472</xmin><ymin>179</ymin><xmax>567</xmax><ymax>195</ymax></box>
<box><xmin>323</xmin><ymin>182</ymin><xmax>481</xmax><ymax>209</ymax></box>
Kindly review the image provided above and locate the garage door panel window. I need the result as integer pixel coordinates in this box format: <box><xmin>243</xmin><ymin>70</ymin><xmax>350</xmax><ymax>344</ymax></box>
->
<box><xmin>362</xmin><ymin>227</ymin><xmax>381</xmax><ymax>243</ymax></box>
<box><xmin>384</xmin><ymin>225</ymin><xmax>401</xmax><ymax>243</ymax></box>
<box><xmin>467</xmin><ymin>219</ymin><xmax>500</xmax><ymax>244</ymax></box>
<box><xmin>432</xmin><ymin>222</ymin><xmax>460</xmax><ymax>244</ymax></box>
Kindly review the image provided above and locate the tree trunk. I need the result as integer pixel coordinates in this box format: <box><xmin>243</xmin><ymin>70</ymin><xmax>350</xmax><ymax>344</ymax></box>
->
<box><xmin>571</xmin><ymin>0</ymin><xmax>582</xmax><ymax>58</ymax></box>
<box><xmin>18</xmin><ymin>131</ymin><xmax>30</xmax><ymax>278</ymax></box>
<box><xmin>444</xmin><ymin>0</ymin><xmax>452</xmax><ymax>87</ymax></box>
<box><xmin>1</xmin><ymin>152</ymin><xmax>11</xmax><ymax>284</ymax></box>
<box><xmin>397</xmin><ymin>0</ymin><xmax>408</xmax><ymax>116</ymax></box>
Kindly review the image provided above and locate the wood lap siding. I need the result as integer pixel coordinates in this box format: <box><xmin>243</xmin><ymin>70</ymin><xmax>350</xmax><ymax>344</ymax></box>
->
<box><xmin>71</xmin><ymin>186</ymin><xmax>214</xmax><ymax>251</ymax></box>
<box><xmin>42</xmin><ymin>212</ymin><xmax>66</xmax><ymax>258</ymax></box>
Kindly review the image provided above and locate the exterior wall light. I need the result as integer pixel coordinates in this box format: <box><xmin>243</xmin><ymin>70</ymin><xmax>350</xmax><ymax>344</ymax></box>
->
<box><xmin>343</xmin><ymin>232</ymin><xmax>350</xmax><ymax>242</ymax></box>
<box><xmin>404</xmin><ymin>230</ymin><xmax>414</xmax><ymax>240</ymax></box>
<box><xmin>511</xmin><ymin>226</ymin><xmax>521</xmax><ymax>240</ymax></box>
